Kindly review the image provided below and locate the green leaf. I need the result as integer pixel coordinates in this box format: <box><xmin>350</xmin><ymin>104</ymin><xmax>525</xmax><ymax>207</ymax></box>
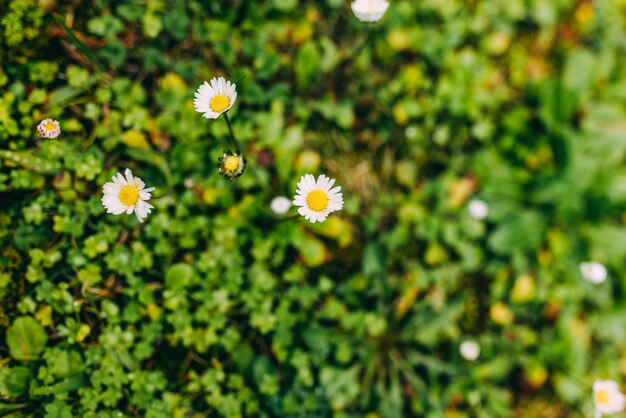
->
<box><xmin>48</xmin><ymin>86</ymin><xmax>83</xmax><ymax>107</ymax></box>
<box><xmin>362</xmin><ymin>242</ymin><xmax>383</xmax><ymax>276</ymax></box>
<box><xmin>488</xmin><ymin>211</ymin><xmax>545</xmax><ymax>255</ymax></box>
<box><xmin>31</xmin><ymin>375</ymin><xmax>87</xmax><ymax>396</ymax></box>
<box><xmin>319</xmin><ymin>36</ymin><xmax>339</xmax><ymax>72</ymax></box>
<box><xmin>0</xmin><ymin>403</ymin><xmax>28</xmax><ymax>414</ymax></box>
<box><xmin>292</xmin><ymin>231</ymin><xmax>326</xmax><ymax>267</ymax></box>
<box><xmin>124</xmin><ymin>148</ymin><xmax>173</xmax><ymax>185</ymax></box>
<box><xmin>273</xmin><ymin>0</ymin><xmax>298</xmax><ymax>11</ymax></box>
<box><xmin>142</xmin><ymin>14</ymin><xmax>162</xmax><ymax>38</ymax></box>
<box><xmin>165</xmin><ymin>263</ymin><xmax>196</xmax><ymax>289</ymax></box>
<box><xmin>583</xmin><ymin>224</ymin><xmax>626</xmax><ymax>261</ymax></box>
<box><xmin>50</xmin><ymin>350</ymin><xmax>84</xmax><ymax>379</ymax></box>
<box><xmin>563</xmin><ymin>49</ymin><xmax>594</xmax><ymax>95</ymax></box>
<box><xmin>99</xmin><ymin>39</ymin><xmax>127</xmax><ymax>67</ymax></box>
<box><xmin>295</xmin><ymin>41</ymin><xmax>320</xmax><ymax>88</ymax></box>
<box><xmin>0</xmin><ymin>366</ymin><xmax>33</xmax><ymax>396</ymax></box>
<box><xmin>163</xmin><ymin>10</ymin><xmax>189</xmax><ymax>41</ymax></box>
<box><xmin>6</xmin><ymin>316</ymin><xmax>48</xmax><ymax>360</ymax></box>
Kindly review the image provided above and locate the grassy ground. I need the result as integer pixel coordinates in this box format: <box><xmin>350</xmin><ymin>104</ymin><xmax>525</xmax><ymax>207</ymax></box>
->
<box><xmin>1</xmin><ymin>0</ymin><xmax>626</xmax><ymax>417</ymax></box>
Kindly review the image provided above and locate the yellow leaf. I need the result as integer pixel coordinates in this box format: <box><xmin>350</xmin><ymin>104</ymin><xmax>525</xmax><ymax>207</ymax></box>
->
<box><xmin>447</xmin><ymin>177</ymin><xmax>476</xmax><ymax>207</ymax></box>
<box><xmin>35</xmin><ymin>305</ymin><xmax>52</xmax><ymax>327</ymax></box>
<box><xmin>490</xmin><ymin>302</ymin><xmax>514</xmax><ymax>325</ymax></box>
<box><xmin>159</xmin><ymin>72</ymin><xmax>187</xmax><ymax>92</ymax></box>
<box><xmin>295</xmin><ymin>150</ymin><xmax>321</xmax><ymax>172</ymax></box>
<box><xmin>122</xmin><ymin>130</ymin><xmax>150</xmax><ymax>150</ymax></box>
<box><xmin>76</xmin><ymin>324</ymin><xmax>91</xmax><ymax>343</ymax></box>
<box><xmin>510</xmin><ymin>274</ymin><xmax>536</xmax><ymax>303</ymax></box>
<box><xmin>146</xmin><ymin>302</ymin><xmax>162</xmax><ymax>321</ymax></box>
<box><xmin>388</xmin><ymin>28</ymin><xmax>411</xmax><ymax>51</ymax></box>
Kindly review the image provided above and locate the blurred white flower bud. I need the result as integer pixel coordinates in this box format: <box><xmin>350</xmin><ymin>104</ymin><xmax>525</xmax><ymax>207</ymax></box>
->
<box><xmin>468</xmin><ymin>199</ymin><xmax>489</xmax><ymax>220</ymax></box>
<box><xmin>580</xmin><ymin>261</ymin><xmax>607</xmax><ymax>284</ymax></box>
<box><xmin>460</xmin><ymin>340</ymin><xmax>480</xmax><ymax>361</ymax></box>
<box><xmin>271</xmin><ymin>196</ymin><xmax>292</xmax><ymax>215</ymax></box>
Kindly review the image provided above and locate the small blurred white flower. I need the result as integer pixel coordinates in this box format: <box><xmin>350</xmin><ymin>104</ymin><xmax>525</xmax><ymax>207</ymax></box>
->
<box><xmin>101</xmin><ymin>169</ymin><xmax>155</xmax><ymax>223</ymax></box>
<box><xmin>460</xmin><ymin>340</ymin><xmax>480</xmax><ymax>361</ymax></box>
<box><xmin>468</xmin><ymin>199</ymin><xmax>489</xmax><ymax>220</ymax></box>
<box><xmin>184</xmin><ymin>178</ymin><xmax>196</xmax><ymax>188</ymax></box>
<box><xmin>37</xmin><ymin>118</ymin><xmax>61</xmax><ymax>139</ymax></box>
<box><xmin>351</xmin><ymin>0</ymin><xmax>389</xmax><ymax>23</ymax></box>
<box><xmin>293</xmin><ymin>174</ymin><xmax>343</xmax><ymax>223</ymax></box>
<box><xmin>271</xmin><ymin>196</ymin><xmax>292</xmax><ymax>215</ymax></box>
<box><xmin>580</xmin><ymin>261</ymin><xmax>608</xmax><ymax>284</ymax></box>
<box><xmin>194</xmin><ymin>77</ymin><xmax>237</xmax><ymax>119</ymax></box>
<box><xmin>593</xmin><ymin>379</ymin><xmax>626</xmax><ymax>416</ymax></box>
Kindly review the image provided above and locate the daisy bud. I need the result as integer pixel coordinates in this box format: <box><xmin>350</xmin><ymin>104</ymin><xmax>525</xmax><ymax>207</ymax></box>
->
<box><xmin>218</xmin><ymin>150</ymin><xmax>246</xmax><ymax>180</ymax></box>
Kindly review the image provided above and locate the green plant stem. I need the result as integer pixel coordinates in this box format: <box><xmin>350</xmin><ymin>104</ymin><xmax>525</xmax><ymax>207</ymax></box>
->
<box><xmin>223</xmin><ymin>113</ymin><xmax>242</xmax><ymax>151</ymax></box>
<box><xmin>345</xmin><ymin>29</ymin><xmax>373</xmax><ymax>66</ymax></box>
<box><xmin>275</xmin><ymin>212</ymin><xmax>300</xmax><ymax>222</ymax></box>
<box><xmin>0</xmin><ymin>404</ymin><xmax>28</xmax><ymax>417</ymax></box>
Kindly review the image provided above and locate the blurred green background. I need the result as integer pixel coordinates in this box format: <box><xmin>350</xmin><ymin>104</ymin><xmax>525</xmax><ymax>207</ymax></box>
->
<box><xmin>1</xmin><ymin>0</ymin><xmax>626</xmax><ymax>416</ymax></box>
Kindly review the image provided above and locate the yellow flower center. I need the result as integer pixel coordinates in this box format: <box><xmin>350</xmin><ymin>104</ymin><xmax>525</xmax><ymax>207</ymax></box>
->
<box><xmin>119</xmin><ymin>185</ymin><xmax>139</xmax><ymax>206</ymax></box>
<box><xmin>306</xmin><ymin>190</ymin><xmax>329</xmax><ymax>212</ymax></box>
<box><xmin>597</xmin><ymin>389</ymin><xmax>610</xmax><ymax>405</ymax></box>
<box><xmin>224</xmin><ymin>155</ymin><xmax>239</xmax><ymax>171</ymax></box>
<box><xmin>210</xmin><ymin>94</ymin><xmax>231</xmax><ymax>113</ymax></box>
<box><xmin>45</xmin><ymin>121</ymin><xmax>56</xmax><ymax>131</ymax></box>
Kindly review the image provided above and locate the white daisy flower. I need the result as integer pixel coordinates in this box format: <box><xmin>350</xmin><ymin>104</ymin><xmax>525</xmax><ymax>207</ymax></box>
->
<box><xmin>193</xmin><ymin>76</ymin><xmax>237</xmax><ymax>119</ymax></box>
<box><xmin>218</xmin><ymin>150</ymin><xmax>246</xmax><ymax>180</ymax></box>
<box><xmin>37</xmin><ymin>118</ymin><xmax>61</xmax><ymax>139</ymax></box>
<box><xmin>593</xmin><ymin>379</ymin><xmax>626</xmax><ymax>416</ymax></box>
<box><xmin>293</xmin><ymin>174</ymin><xmax>343</xmax><ymax>223</ymax></box>
<box><xmin>101</xmin><ymin>169</ymin><xmax>155</xmax><ymax>223</ymax></box>
<box><xmin>580</xmin><ymin>261</ymin><xmax>608</xmax><ymax>284</ymax></box>
<box><xmin>468</xmin><ymin>199</ymin><xmax>489</xmax><ymax>220</ymax></box>
<box><xmin>459</xmin><ymin>340</ymin><xmax>480</xmax><ymax>361</ymax></box>
<box><xmin>271</xmin><ymin>196</ymin><xmax>292</xmax><ymax>215</ymax></box>
<box><xmin>351</xmin><ymin>0</ymin><xmax>390</xmax><ymax>23</ymax></box>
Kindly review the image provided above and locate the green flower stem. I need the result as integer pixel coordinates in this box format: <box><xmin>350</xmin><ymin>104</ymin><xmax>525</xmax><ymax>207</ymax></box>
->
<box><xmin>223</xmin><ymin>112</ymin><xmax>242</xmax><ymax>152</ymax></box>
<box><xmin>275</xmin><ymin>212</ymin><xmax>300</xmax><ymax>222</ymax></box>
<box><xmin>343</xmin><ymin>28</ymin><xmax>376</xmax><ymax>66</ymax></box>
<box><xmin>351</xmin><ymin>30</ymin><xmax>371</xmax><ymax>62</ymax></box>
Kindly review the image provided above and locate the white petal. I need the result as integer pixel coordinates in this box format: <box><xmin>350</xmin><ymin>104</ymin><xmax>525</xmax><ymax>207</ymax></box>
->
<box><xmin>328</xmin><ymin>186</ymin><xmax>342</xmax><ymax>195</ymax></box>
<box><xmin>306</xmin><ymin>174</ymin><xmax>316</xmax><ymax>190</ymax></box>
<box><xmin>103</xmin><ymin>183</ymin><xmax>121</xmax><ymax>195</ymax></box>
<box><xmin>317</xmin><ymin>174</ymin><xmax>329</xmax><ymax>190</ymax></box>
<box><xmin>125</xmin><ymin>169</ymin><xmax>135</xmax><ymax>184</ymax></box>
<box><xmin>293</xmin><ymin>196</ymin><xmax>306</xmax><ymax>206</ymax></box>
<box><xmin>203</xmin><ymin>111</ymin><xmax>220</xmax><ymax>119</ymax></box>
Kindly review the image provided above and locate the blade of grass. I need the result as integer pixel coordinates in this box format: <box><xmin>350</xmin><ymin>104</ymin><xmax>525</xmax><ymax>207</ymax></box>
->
<box><xmin>0</xmin><ymin>403</ymin><xmax>28</xmax><ymax>417</ymax></box>
<box><xmin>53</xmin><ymin>15</ymin><xmax>106</xmax><ymax>74</ymax></box>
